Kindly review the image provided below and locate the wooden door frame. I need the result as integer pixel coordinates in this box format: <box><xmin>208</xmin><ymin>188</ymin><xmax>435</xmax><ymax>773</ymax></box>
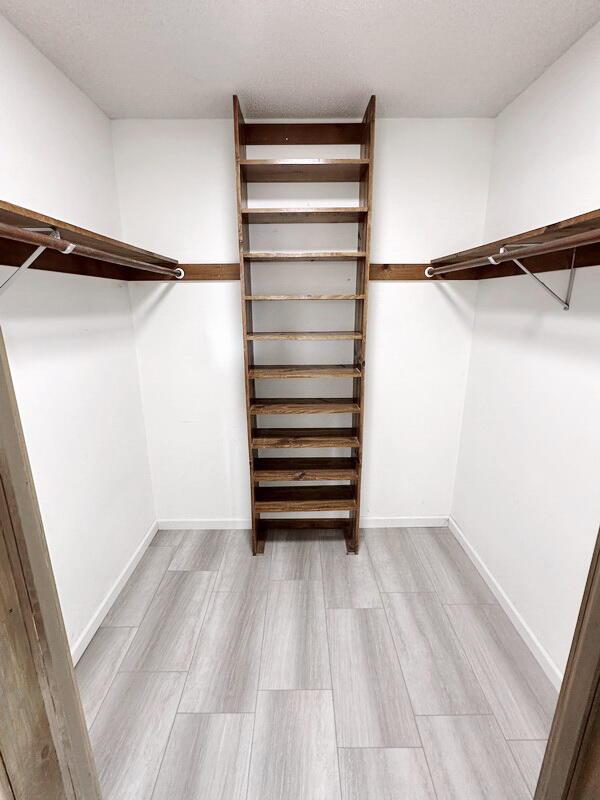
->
<box><xmin>0</xmin><ymin>330</ymin><xmax>101</xmax><ymax>799</ymax></box>
<box><xmin>0</xmin><ymin>319</ymin><xmax>598</xmax><ymax>797</ymax></box>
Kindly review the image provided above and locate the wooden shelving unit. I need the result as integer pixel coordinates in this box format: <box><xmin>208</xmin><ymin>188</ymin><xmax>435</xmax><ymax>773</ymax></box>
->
<box><xmin>234</xmin><ymin>94</ymin><xmax>375</xmax><ymax>554</ymax></box>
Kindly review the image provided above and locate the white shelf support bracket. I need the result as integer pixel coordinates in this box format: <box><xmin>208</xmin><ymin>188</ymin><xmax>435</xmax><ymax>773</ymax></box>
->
<box><xmin>0</xmin><ymin>244</ymin><xmax>47</xmax><ymax>298</ymax></box>
<box><xmin>505</xmin><ymin>247</ymin><xmax>577</xmax><ymax>311</ymax></box>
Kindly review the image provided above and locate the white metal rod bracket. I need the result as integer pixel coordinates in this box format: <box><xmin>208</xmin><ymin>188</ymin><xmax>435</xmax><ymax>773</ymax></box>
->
<box><xmin>0</xmin><ymin>245</ymin><xmax>47</xmax><ymax>298</ymax></box>
<box><xmin>509</xmin><ymin>248</ymin><xmax>577</xmax><ymax>310</ymax></box>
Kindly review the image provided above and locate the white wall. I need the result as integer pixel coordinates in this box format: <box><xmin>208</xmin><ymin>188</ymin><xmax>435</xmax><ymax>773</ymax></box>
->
<box><xmin>452</xmin><ymin>21</ymin><xmax>600</xmax><ymax>683</ymax></box>
<box><xmin>0</xmin><ymin>14</ymin><xmax>155</xmax><ymax>659</ymax></box>
<box><xmin>113</xmin><ymin>117</ymin><xmax>492</xmax><ymax>527</ymax></box>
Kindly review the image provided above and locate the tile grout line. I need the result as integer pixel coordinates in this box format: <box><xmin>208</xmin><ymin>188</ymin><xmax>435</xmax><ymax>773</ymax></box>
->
<box><xmin>319</xmin><ymin>536</ymin><xmax>343</xmax><ymax>799</ymax></box>
<box><xmin>245</xmin><ymin>531</ymin><xmax>272</xmax><ymax>800</ymax></box>
<box><xmin>371</xmin><ymin>529</ymin><xmax>441</xmax><ymax>799</ymax></box>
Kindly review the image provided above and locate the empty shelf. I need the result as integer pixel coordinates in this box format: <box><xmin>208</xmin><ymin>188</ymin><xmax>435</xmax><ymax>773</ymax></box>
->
<box><xmin>246</xmin><ymin>330</ymin><xmax>362</xmax><ymax>341</ymax></box>
<box><xmin>243</xmin><ymin>250</ymin><xmax>366</xmax><ymax>262</ymax></box>
<box><xmin>253</xmin><ymin>456</ymin><xmax>358</xmax><ymax>481</ymax></box>
<box><xmin>242</xmin><ymin>207</ymin><xmax>368</xmax><ymax>224</ymax></box>
<box><xmin>250</xmin><ymin>398</ymin><xmax>359</xmax><ymax>414</ymax></box>
<box><xmin>254</xmin><ymin>485</ymin><xmax>357</xmax><ymax>512</ymax></box>
<box><xmin>252</xmin><ymin>427</ymin><xmax>360</xmax><ymax>448</ymax></box>
<box><xmin>240</xmin><ymin>159</ymin><xmax>369</xmax><ymax>183</ymax></box>
<box><xmin>249</xmin><ymin>364</ymin><xmax>361</xmax><ymax>379</ymax></box>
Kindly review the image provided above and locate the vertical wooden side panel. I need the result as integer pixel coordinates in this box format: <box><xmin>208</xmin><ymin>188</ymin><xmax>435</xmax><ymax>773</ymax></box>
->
<box><xmin>348</xmin><ymin>95</ymin><xmax>376</xmax><ymax>554</ymax></box>
<box><xmin>536</xmin><ymin>526</ymin><xmax>600</xmax><ymax>799</ymax></box>
<box><xmin>233</xmin><ymin>96</ymin><xmax>260</xmax><ymax>554</ymax></box>
<box><xmin>0</xmin><ymin>331</ymin><xmax>102</xmax><ymax>799</ymax></box>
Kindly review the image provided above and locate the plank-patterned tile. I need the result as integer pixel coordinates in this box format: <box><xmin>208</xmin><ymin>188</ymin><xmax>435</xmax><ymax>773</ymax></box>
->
<box><xmin>120</xmin><ymin>570</ymin><xmax>215</xmax><ymax>672</ymax></box>
<box><xmin>366</xmin><ymin>529</ymin><xmax>433</xmax><ymax>593</ymax></box>
<box><xmin>383</xmin><ymin>592</ymin><xmax>489</xmax><ymax>715</ymax></box>
<box><xmin>75</xmin><ymin>628</ymin><xmax>136</xmax><ymax>728</ymax></box>
<box><xmin>320</xmin><ymin>537</ymin><xmax>382</xmax><ymax>608</ymax></box>
<box><xmin>446</xmin><ymin>604</ymin><xmax>557</xmax><ymax>740</ymax></box>
<box><xmin>260</xmin><ymin>580</ymin><xmax>330</xmax><ymax>689</ymax></box>
<box><xmin>102</xmin><ymin>545</ymin><xmax>174</xmax><ymax>627</ymax></box>
<box><xmin>152</xmin><ymin>713</ymin><xmax>253</xmax><ymax>800</ymax></box>
<box><xmin>509</xmin><ymin>740</ymin><xmax>546</xmax><ymax>795</ymax></box>
<box><xmin>168</xmin><ymin>529</ymin><xmax>230</xmax><ymax>572</ymax></box>
<box><xmin>327</xmin><ymin>608</ymin><xmax>420</xmax><ymax>747</ymax></box>
<box><xmin>215</xmin><ymin>530</ymin><xmax>271</xmax><ymax>592</ymax></box>
<box><xmin>90</xmin><ymin>671</ymin><xmax>185</xmax><ymax>800</ymax></box>
<box><xmin>410</xmin><ymin>529</ymin><xmax>496</xmax><ymax>604</ymax></box>
<box><xmin>179</xmin><ymin>590</ymin><xmax>267</xmax><ymax>712</ymax></box>
<box><xmin>269</xmin><ymin>530</ymin><xmax>322</xmax><ymax>580</ymax></box>
<box><xmin>339</xmin><ymin>748</ymin><xmax>436</xmax><ymax>800</ymax></box>
<box><xmin>417</xmin><ymin>715</ymin><xmax>531</xmax><ymax>799</ymax></box>
<box><xmin>76</xmin><ymin>627</ymin><xmax>136</xmax><ymax>727</ymax></box>
<box><xmin>151</xmin><ymin>529</ymin><xmax>185</xmax><ymax>547</ymax></box>
<box><xmin>247</xmin><ymin>690</ymin><xmax>341</xmax><ymax>800</ymax></box>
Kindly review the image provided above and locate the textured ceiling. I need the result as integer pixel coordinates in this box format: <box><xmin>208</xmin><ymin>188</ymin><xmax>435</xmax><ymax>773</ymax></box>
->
<box><xmin>2</xmin><ymin>0</ymin><xmax>600</xmax><ymax>119</ymax></box>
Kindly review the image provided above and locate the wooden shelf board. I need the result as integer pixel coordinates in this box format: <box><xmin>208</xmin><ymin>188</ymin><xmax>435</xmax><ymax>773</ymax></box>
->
<box><xmin>244</xmin><ymin>122</ymin><xmax>367</xmax><ymax>146</ymax></box>
<box><xmin>249</xmin><ymin>364</ymin><xmax>361</xmax><ymax>379</ymax></box>
<box><xmin>254</xmin><ymin>485</ymin><xmax>357</xmax><ymax>512</ymax></box>
<box><xmin>246</xmin><ymin>330</ymin><xmax>362</xmax><ymax>341</ymax></box>
<box><xmin>252</xmin><ymin>427</ymin><xmax>360</xmax><ymax>448</ymax></box>
<box><xmin>242</xmin><ymin>207</ymin><xmax>368</xmax><ymax>224</ymax></box>
<box><xmin>250</xmin><ymin>398</ymin><xmax>360</xmax><ymax>415</ymax></box>
<box><xmin>243</xmin><ymin>251</ymin><xmax>366</xmax><ymax>262</ymax></box>
<box><xmin>245</xmin><ymin>294</ymin><xmax>365</xmax><ymax>301</ymax></box>
<box><xmin>239</xmin><ymin>159</ymin><xmax>369</xmax><ymax>183</ymax></box>
<box><xmin>253</xmin><ymin>456</ymin><xmax>358</xmax><ymax>481</ymax></box>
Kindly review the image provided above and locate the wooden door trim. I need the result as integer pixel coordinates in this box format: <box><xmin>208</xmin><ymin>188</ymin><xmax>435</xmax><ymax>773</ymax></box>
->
<box><xmin>536</xmin><ymin>525</ymin><xmax>600</xmax><ymax>798</ymax></box>
<box><xmin>0</xmin><ymin>330</ymin><xmax>101</xmax><ymax>799</ymax></box>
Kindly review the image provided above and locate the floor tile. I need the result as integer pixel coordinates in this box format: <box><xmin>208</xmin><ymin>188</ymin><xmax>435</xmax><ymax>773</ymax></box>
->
<box><xmin>383</xmin><ymin>592</ymin><xmax>489</xmax><ymax>715</ymax></box>
<box><xmin>152</xmin><ymin>713</ymin><xmax>253</xmax><ymax>800</ymax></box>
<box><xmin>151</xmin><ymin>529</ymin><xmax>185</xmax><ymax>547</ymax></box>
<box><xmin>417</xmin><ymin>715</ymin><xmax>531</xmax><ymax>799</ymax></box>
<box><xmin>214</xmin><ymin>530</ymin><xmax>271</xmax><ymax>592</ymax></box>
<box><xmin>179</xmin><ymin>590</ymin><xmax>266</xmax><ymax>712</ymax></box>
<box><xmin>320</xmin><ymin>537</ymin><xmax>382</xmax><ymax>608</ymax></box>
<box><xmin>260</xmin><ymin>580</ymin><xmax>330</xmax><ymax>689</ymax></box>
<box><xmin>168</xmin><ymin>529</ymin><xmax>229</xmax><ymax>572</ymax></box>
<box><xmin>76</xmin><ymin>627</ymin><xmax>136</xmax><ymax>727</ymax></box>
<box><xmin>409</xmin><ymin>529</ymin><xmax>496</xmax><ymax>604</ymax></box>
<box><xmin>90</xmin><ymin>671</ymin><xmax>185</xmax><ymax>800</ymax></box>
<box><xmin>102</xmin><ymin>546</ymin><xmax>174</xmax><ymax>627</ymax></box>
<box><xmin>247</xmin><ymin>690</ymin><xmax>341</xmax><ymax>800</ymax></box>
<box><xmin>447</xmin><ymin>604</ymin><xmax>557</xmax><ymax>739</ymax></box>
<box><xmin>327</xmin><ymin>608</ymin><xmax>420</xmax><ymax>747</ymax></box>
<box><xmin>509</xmin><ymin>740</ymin><xmax>547</xmax><ymax>795</ymax></box>
<box><xmin>269</xmin><ymin>531</ymin><xmax>322</xmax><ymax>580</ymax></box>
<box><xmin>366</xmin><ymin>529</ymin><xmax>433</xmax><ymax>592</ymax></box>
<box><xmin>120</xmin><ymin>570</ymin><xmax>214</xmax><ymax>672</ymax></box>
<box><xmin>339</xmin><ymin>748</ymin><xmax>436</xmax><ymax>800</ymax></box>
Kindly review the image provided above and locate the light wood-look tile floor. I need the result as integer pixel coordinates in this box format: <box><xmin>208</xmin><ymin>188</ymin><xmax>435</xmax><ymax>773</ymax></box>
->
<box><xmin>76</xmin><ymin>526</ymin><xmax>558</xmax><ymax>799</ymax></box>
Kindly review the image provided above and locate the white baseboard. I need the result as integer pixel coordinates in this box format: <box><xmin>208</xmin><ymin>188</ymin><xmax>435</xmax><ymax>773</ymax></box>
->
<box><xmin>70</xmin><ymin>519</ymin><xmax>159</xmax><ymax>664</ymax></box>
<box><xmin>361</xmin><ymin>516</ymin><xmax>449</xmax><ymax>528</ymax></box>
<box><xmin>448</xmin><ymin>515</ymin><xmax>563</xmax><ymax>689</ymax></box>
<box><xmin>157</xmin><ymin>516</ymin><xmax>449</xmax><ymax>531</ymax></box>
<box><xmin>157</xmin><ymin>518</ymin><xmax>251</xmax><ymax>530</ymax></box>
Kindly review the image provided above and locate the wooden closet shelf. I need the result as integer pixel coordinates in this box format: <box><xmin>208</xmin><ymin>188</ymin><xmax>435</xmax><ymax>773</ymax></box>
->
<box><xmin>241</xmin><ymin>207</ymin><xmax>368</xmax><ymax>224</ymax></box>
<box><xmin>243</xmin><ymin>251</ymin><xmax>366</xmax><ymax>262</ymax></box>
<box><xmin>246</xmin><ymin>330</ymin><xmax>362</xmax><ymax>341</ymax></box>
<box><xmin>244</xmin><ymin>122</ymin><xmax>367</xmax><ymax>146</ymax></box>
<box><xmin>240</xmin><ymin>159</ymin><xmax>369</xmax><ymax>183</ymax></box>
<box><xmin>254</xmin><ymin>485</ymin><xmax>357</xmax><ymax>512</ymax></box>
<box><xmin>245</xmin><ymin>294</ymin><xmax>365</xmax><ymax>301</ymax></box>
<box><xmin>249</xmin><ymin>364</ymin><xmax>361</xmax><ymax>379</ymax></box>
<box><xmin>253</xmin><ymin>456</ymin><xmax>358</xmax><ymax>481</ymax></box>
<box><xmin>252</xmin><ymin>427</ymin><xmax>360</xmax><ymax>448</ymax></box>
<box><xmin>250</xmin><ymin>398</ymin><xmax>360</xmax><ymax>415</ymax></box>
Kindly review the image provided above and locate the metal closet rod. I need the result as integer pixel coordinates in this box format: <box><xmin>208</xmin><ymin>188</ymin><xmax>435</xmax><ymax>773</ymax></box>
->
<box><xmin>424</xmin><ymin>226</ymin><xmax>600</xmax><ymax>277</ymax></box>
<box><xmin>0</xmin><ymin>221</ymin><xmax>184</xmax><ymax>279</ymax></box>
